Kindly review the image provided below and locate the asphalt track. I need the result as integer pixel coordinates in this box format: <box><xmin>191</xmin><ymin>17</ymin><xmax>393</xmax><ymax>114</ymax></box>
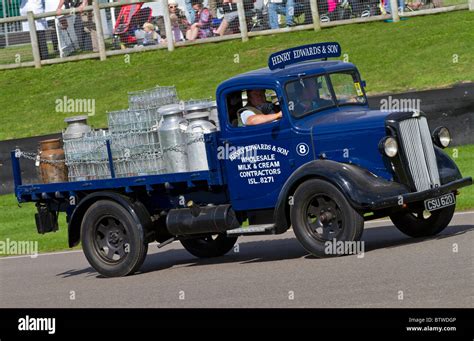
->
<box><xmin>0</xmin><ymin>212</ymin><xmax>472</xmax><ymax>308</ymax></box>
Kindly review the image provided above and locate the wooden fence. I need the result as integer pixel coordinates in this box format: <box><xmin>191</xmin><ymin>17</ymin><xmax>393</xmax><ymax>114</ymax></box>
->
<box><xmin>0</xmin><ymin>0</ymin><xmax>472</xmax><ymax>70</ymax></box>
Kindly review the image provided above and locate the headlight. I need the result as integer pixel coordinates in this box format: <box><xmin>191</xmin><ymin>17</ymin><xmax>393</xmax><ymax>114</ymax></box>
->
<box><xmin>432</xmin><ymin>126</ymin><xmax>451</xmax><ymax>148</ymax></box>
<box><xmin>379</xmin><ymin>136</ymin><xmax>398</xmax><ymax>157</ymax></box>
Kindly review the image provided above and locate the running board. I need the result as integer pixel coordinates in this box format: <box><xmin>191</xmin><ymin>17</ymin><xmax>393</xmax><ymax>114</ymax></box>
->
<box><xmin>226</xmin><ymin>224</ymin><xmax>275</xmax><ymax>236</ymax></box>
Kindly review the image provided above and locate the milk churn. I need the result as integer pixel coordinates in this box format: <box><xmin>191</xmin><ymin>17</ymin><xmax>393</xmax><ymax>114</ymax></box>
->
<box><xmin>63</xmin><ymin>115</ymin><xmax>91</xmax><ymax>140</ymax></box>
<box><xmin>158</xmin><ymin>104</ymin><xmax>188</xmax><ymax>173</ymax></box>
<box><xmin>208</xmin><ymin>101</ymin><xmax>219</xmax><ymax>130</ymax></box>
<box><xmin>185</xmin><ymin>101</ymin><xmax>211</xmax><ymax>118</ymax></box>
<box><xmin>185</xmin><ymin>112</ymin><xmax>217</xmax><ymax>171</ymax></box>
<box><xmin>39</xmin><ymin>139</ymin><xmax>68</xmax><ymax>183</ymax></box>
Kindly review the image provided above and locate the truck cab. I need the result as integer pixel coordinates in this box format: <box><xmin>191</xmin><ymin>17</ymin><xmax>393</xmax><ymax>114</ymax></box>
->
<box><xmin>213</xmin><ymin>42</ymin><xmax>471</xmax><ymax>254</ymax></box>
<box><xmin>12</xmin><ymin>42</ymin><xmax>472</xmax><ymax>277</ymax></box>
<box><xmin>216</xmin><ymin>57</ymin><xmax>373</xmax><ymax>213</ymax></box>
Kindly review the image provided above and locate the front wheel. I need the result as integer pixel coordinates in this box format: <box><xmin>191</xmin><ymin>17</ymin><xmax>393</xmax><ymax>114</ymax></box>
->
<box><xmin>290</xmin><ymin>179</ymin><xmax>364</xmax><ymax>258</ymax></box>
<box><xmin>181</xmin><ymin>234</ymin><xmax>238</xmax><ymax>258</ymax></box>
<box><xmin>390</xmin><ymin>203</ymin><xmax>455</xmax><ymax>238</ymax></box>
<box><xmin>81</xmin><ymin>200</ymin><xmax>148</xmax><ymax>277</ymax></box>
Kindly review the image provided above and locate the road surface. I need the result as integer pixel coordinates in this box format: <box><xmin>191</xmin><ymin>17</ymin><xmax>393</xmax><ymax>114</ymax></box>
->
<box><xmin>0</xmin><ymin>212</ymin><xmax>472</xmax><ymax>308</ymax></box>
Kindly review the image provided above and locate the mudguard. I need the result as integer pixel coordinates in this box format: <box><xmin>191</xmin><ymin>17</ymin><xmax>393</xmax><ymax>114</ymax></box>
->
<box><xmin>273</xmin><ymin>149</ymin><xmax>465</xmax><ymax>233</ymax></box>
<box><xmin>434</xmin><ymin>146</ymin><xmax>463</xmax><ymax>185</ymax></box>
<box><xmin>68</xmin><ymin>191</ymin><xmax>151</xmax><ymax>248</ymax></box>
<box><xmin>273</xmin><ymin>160</ymin><xmax>409</xmax><ymax>233</ymax></box>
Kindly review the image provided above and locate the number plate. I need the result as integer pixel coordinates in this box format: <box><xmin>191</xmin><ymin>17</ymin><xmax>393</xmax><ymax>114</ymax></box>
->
<box><xmin>424</xmin><ymin>193</ymin><xmax>455</xmax><ymax>212</ymax></box>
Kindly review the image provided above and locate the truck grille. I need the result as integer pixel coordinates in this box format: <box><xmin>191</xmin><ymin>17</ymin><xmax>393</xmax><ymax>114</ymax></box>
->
<box><xmin>398</xmin><ymin>116</ymin><xmax>440</xmax><ymax>192</ymax></box>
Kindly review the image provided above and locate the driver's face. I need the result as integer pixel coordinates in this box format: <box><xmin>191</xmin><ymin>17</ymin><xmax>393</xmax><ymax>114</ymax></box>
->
<box><xmin>248</xmin><ymin>90</ymin><xmax>266</xmax><ymax>105</ymax></box>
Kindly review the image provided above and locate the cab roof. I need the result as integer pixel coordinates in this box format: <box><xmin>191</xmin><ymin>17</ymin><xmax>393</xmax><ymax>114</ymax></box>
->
<box><xmin>217</xmin><ymin>60</ymin><xmax>357</xmax><ymax>91</ymax></box>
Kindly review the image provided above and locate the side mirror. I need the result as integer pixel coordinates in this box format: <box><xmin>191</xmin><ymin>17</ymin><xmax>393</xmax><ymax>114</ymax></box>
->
<box><xmin>361</xmin><ymin>80</ymin><xmax>367</xmax><ymax>88</ymax></box>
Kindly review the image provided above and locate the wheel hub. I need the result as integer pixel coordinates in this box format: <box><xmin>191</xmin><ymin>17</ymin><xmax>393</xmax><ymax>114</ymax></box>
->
<box><xmin>319</xmin><ymin>210</ymin><xmax>334</xmax><ymax>224</ymax></box>
<box><xmin>94</xmin><ymin>217</ymin><xmax>129</xmax><ymax>263</ymax></box>
<box><xmin>306</xmin><ymin>195</ymin><xmax>343</xmax><ymax>241</ymax></box>
<box><xmin>108</xmin><ymin>230</ymin><xmax>123</xmax><ymax>246</ymax></box>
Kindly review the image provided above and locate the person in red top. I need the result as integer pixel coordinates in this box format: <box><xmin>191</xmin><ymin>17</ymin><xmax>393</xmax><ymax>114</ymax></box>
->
<box><xmin>185</xmin><ymin>0</ymin><xmax>212</xmax><ymax>41</ymax></box>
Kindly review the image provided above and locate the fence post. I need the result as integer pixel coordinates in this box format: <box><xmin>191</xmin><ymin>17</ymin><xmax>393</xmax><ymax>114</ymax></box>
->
<box><xmin>390</xmin><ymin>0</ymin><xmax>400</xmax><ymax>22</ymax></box>
<box><xmin>1</xmin><ymin>0</ymin><xmax>9</xmax><ymax>47</ymax></box>
<box><xmin>309</xmin><ymin>0</ymin><xmax>321</xmax><ymax>31</ymax></box>
<box><xmin>92</xmin><ymin>0</ymin><xmax>107</xmax><ymax>61</ymax></box>
<box><xmin>161</xmin><ymin>0</ymin><xmax>175</xmax><ymax>51</ymax></box>
<box><xmin>236</xmin><ymin>0</ymin><xmax>248</xmax><ymax>42</ymax></box>
<box><xmin>27</xmin><ymin>11</ymin><xmax>41</xmax><ymax>68</ymax></box>
<box><xmin>469</xmin><ymin>0</ymin><xmax>474</xmax><ymax>11</ymax></box>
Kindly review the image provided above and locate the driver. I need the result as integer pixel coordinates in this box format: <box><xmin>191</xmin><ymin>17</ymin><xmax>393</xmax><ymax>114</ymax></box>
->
<box><xmin>238</xmin><ymin>89</ymin><xmax>282</xmax><ymax>126</ymax></box>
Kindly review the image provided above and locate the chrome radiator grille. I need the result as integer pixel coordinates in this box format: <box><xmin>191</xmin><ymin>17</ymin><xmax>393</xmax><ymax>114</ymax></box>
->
<box><xmin>398</xmin><ymin>116</ymin><xmax>440</xmax><ymax>192</ymax></box>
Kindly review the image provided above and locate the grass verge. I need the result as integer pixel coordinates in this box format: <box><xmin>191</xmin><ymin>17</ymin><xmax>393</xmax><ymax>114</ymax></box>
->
<box><xmin>0</xmin><ymin>10</ymin><xmax>473</xmax><ymax>140</ymax></box>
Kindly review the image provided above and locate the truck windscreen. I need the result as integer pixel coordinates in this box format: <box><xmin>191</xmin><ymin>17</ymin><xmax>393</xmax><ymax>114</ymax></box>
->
<box><xmin>285</xmin><ymin>71</ymin><xmax>367</xmax><ymax>118</ymax></box>
<box><xmin>329</xmin><ymin>72</ymin><xmax>367</xmax><ymax>106</ymax></box>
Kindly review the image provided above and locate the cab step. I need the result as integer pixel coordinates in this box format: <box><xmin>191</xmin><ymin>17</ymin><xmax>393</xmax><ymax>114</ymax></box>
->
<box><xmin>226</xmin><ymin>224</ymin><xmax>275</xmax><ymax>236</ymax></box>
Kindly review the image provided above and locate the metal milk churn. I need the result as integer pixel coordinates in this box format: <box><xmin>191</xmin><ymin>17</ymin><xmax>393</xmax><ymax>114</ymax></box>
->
<box><xmin>39</xmin><ymin>139</ymin><xmax>68</xmax><ymax>183</ymax></box>
<box><xmin>208</xmin><ymin>100</ymin><xmax>220</xmax><ymax>130</ymax></box>
<box><xmin>158</xmin><ymin>104</ymin><xmax>188</xmax><ymax>173</ymax></box>
<box><xmin>63</xmin><ymin>115</ymin><xmax>91</xmax><ymax>140</ymax></box>
<box><xmin>184</xmin><ymin>111</ymin><xmax>217</xmax><ymax>172</ymax></box>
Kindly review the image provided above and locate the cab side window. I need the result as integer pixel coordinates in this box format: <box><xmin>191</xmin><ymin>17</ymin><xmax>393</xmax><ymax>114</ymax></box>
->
<box><xmin>226</xmin><ymin>89</ymin><xmax>280</xmax><ymax>127</ymax></box>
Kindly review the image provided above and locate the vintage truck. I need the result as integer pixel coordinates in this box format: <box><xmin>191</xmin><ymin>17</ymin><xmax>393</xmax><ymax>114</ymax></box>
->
<box><xmin>11</xmin><ymin>42</ymin><xmax>472</xmax><ymax>277</ymax></box>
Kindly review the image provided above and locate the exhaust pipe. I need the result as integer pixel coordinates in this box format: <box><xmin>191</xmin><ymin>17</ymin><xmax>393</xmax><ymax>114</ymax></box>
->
<box><xmin>166</xmin><ymin>204</ymin><xmax>240</xmax><ymax>235</ymax></box>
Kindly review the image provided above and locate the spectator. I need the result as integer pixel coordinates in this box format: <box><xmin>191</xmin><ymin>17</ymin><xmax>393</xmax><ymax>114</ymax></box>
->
<box><xmin>208</xmin><ymin>0</ymin><xmax>218</xmax><ymax>16</ymax></box>
<box><xmin>186</xmin><ymin>0</ymin><xmax>212</xmax><ymax>41</ymax></box>
<box><xmin>20</xmin><ymin>0</ymin><xmax>49</xmax><ymax>59</ymax></box>
<box><xmin>168</xmin><ymin>0</ymin><xmax>189</xmax><ymax>42</ymax></box>
<box><xmin>213</xmin><ymin>0</ymin><xmax>238</xmax><ymax>36</ymax></box>
<box><xmin>141</xmin><ymin>22</ymin><xmax>166</xmax><ymax>46</ymax></box>
<box><xmin>184</xmin><ymin>0</ymin><xmax>219</xmax><ymax>20</ymax></box>
<box><xmin>56</xmin><ymin>0</ymin><xmax>98</xmax><ymax>52</ymax></box>
<box><xmin>45</xmin><ymin>0</ymin><xmax>60</xmax><ymax>54</ymax></box>
<box><xmin>384</xmin><ymin>0</ymin><xmax>405</xmax><ymax>13</ymax></box>
<box><xmin>268</xmin><ymin>0</ymin><xmax>295</xmax><ymax>29</ymax></box>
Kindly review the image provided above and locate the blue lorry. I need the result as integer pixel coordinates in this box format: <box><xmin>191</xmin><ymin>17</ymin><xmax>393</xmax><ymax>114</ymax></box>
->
<box><xmin>11</xmin><ymin>42</ymin><xmax>472</xmax><ymax>277</ymax></box>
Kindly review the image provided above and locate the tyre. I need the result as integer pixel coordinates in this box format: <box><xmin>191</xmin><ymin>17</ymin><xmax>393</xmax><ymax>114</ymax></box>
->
<box><xmin>390</xmin><ymin>203</ymin><xmax>455</xmax><ymax>238</ymax></box>
<box><xmin>81</xmin><ymin>200</ymin><xmax>148</xmax><ymax>277</ymax></box>
<box><xmin>181</xmin><ymin>234</ymin><xmax>238</xmax><ymax>258</ymax></box>
<box><xmin>290</xmin><ymin>179</ymin><xmax>364</xmax><ymax>257</ymax></box>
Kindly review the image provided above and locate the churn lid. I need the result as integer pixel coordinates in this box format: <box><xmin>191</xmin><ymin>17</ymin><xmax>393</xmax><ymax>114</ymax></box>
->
<box><xmin>158</xmin><ymin>104</ymin><xmax>183</xmax><ymax>116</ymax></box>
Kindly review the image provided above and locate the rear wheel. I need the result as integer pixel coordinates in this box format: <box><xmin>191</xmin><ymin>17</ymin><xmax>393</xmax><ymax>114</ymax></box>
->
<box><xmin>390</xmin><ymin>203</ymin><xmax>455</xmax><ymax>238</ymax></box>
<box><xmin>181</xmin><ymin>234</ymin><xmax>238</xmax><ymax>258</ymax></box>
<box><xmin>290</xmin><ymin>179</ymin><xmax>364</xmax><ymax>257</ymax></box>
<box><xmin>81</xmin><ymin>200</ymin><xmax>148</xmax><ymax>277</ymax></box>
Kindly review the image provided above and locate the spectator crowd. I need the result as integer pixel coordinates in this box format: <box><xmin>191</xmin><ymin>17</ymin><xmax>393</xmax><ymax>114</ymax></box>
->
<box><xmin>16</xmin><ymin>0</ymin><xmax>444</xmax><ymax>57</ymax></box>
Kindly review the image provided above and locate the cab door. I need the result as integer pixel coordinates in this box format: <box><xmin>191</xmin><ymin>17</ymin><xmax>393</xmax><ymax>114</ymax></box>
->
<box><xmin>219</xmin><ymin>86</ymin><xmax>313</xmax><ymax>212</ymax></box>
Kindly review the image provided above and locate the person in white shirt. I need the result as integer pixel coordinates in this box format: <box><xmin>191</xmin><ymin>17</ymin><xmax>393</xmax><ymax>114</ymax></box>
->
<box><xmin>239</xmin><ymin>89</ymin><xmax>283</xmax><ymax>126</ymax></box>
<box><xmin>20</xmin><ymin>0</ymin><xmax>49</xmax><ymax>59</ymax></box>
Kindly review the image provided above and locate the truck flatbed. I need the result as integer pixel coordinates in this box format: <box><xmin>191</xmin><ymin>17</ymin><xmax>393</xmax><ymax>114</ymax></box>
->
<box><xmin>11</xmin><ymin>140</ymin><xmax>223</xmax><ymax>203</ymax></box>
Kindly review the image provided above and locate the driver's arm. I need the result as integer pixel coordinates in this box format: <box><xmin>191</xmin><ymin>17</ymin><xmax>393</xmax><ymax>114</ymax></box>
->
<box><xmin>245</xmin><ymin>111</ymin><xmax>282</xmax><ymax>126</ymax></box>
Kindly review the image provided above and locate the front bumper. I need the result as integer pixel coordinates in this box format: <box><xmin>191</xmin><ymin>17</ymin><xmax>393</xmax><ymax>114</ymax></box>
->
<box><xmin>370</xmin><ymin>177</ymin><xmax>472</xmax><ymax>210</ymax></box>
